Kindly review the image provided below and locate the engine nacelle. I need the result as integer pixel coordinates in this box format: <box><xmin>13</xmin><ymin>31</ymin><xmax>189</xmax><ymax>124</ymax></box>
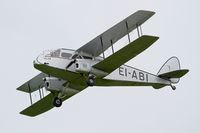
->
<box><xmin>44</xmin><ymin>77</ymin><xmax>65</xmax><ymax>92</ymax></box>
<box><xmin>75</xmin><ymin>59</ymin><xmax>108</xmax><ymax>77</ymax></box>
<box><xmin>75</xmin><ymin>59</ymin><xmax>91</xmax><ymax>73</ymax></box>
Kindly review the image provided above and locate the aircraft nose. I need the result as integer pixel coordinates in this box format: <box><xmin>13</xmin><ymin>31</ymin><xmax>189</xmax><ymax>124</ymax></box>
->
<box><xmin>33</xmin><ymin>60</ymin><xmax>38</xmax><ymax>65</ymax></box>
<box><xmin>33</xmin><ymin>58</ymin><xmax>41</xmax><ymax>65</ymax></box>
<box><xmin>34</xmin><ymin>50</ymin><xmax>52</xmax><ymax>65</ymax></box>
<box><xmin>34</xmin><ymin>54</ymin><xmax>43</xmax><ymax>64</ymax></box>
<box><xmin>33</xmin><ymin>52</ymin><xmax>47</xmax><ymax>70</ymax></box>
<box><xmin>34</xmin><ymin>52</ymin><xmax>45</xmax><ymax>66</ymax></box>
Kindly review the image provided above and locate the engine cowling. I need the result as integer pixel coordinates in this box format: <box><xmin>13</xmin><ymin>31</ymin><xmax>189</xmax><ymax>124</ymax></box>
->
<box><xmin>44</xmin><ymin>77</ymin><xmax>65</xmax><ymax>91</ymax></box>
<box><xmin>75</xmin><ymin>59</ymin><xmax>91</xmax><ymax>73</ymax></box>
<box><xmin>75</xmin><ymin>59</ymin><xmax>108</xmax><ymax>77</ymax></box>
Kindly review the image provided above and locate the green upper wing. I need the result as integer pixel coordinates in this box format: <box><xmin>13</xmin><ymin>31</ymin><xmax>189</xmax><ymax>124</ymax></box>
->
<box><xmin>93</xmin><ymin>35</ymin><xmax>159</xmax><ymax>73</ymax></box>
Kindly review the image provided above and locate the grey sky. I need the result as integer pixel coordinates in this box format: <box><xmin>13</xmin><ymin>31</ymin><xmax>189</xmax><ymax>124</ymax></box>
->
<box><xmin>0</xmin><ymin>0</ymin><xmax>199</xmax><ymax>133</ymax></box>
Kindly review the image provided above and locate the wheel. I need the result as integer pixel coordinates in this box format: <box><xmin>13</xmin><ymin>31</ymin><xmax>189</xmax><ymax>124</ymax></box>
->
<box><xmin>86</xmin><ymin>76</ymin><xmax>95</xmax><ymax>86</ymax></box>
<box><xmin>53</xmin><ymin>97</ymin><xmax>62</xmax><ymax>107</ymax></box>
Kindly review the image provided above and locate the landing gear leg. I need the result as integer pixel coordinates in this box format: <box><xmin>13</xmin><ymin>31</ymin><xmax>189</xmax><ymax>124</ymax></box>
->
<box><xmin>170</xmin><ymin>85</ymin><xmax>176</xmax><ymax>90</ymax></box>
<box><xmin>86</xmin><ymin>74</ymin><xmax>95</xmax><ymax>86</ymax></box>
<box><xmin>53</xmin><ymin>97</ymin><xmax>62</xmax><ymax>107</ymax></box>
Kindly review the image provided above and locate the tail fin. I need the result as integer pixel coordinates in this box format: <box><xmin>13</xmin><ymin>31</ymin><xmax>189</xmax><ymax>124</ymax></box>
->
<box><xmin>157</xmin><ymin>57</ymin><xmax>189</xmax><ymax>84</ymax></box>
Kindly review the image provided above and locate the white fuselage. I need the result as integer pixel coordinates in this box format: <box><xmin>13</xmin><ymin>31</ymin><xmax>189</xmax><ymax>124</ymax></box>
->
<box><xmin>34</xmin><ymin>48</ymin><xmax>171</xmax><ymax>88</ymax></box>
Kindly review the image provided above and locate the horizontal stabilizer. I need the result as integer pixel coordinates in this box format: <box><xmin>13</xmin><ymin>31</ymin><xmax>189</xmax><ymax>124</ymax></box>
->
<box><xmin>152</xmin><ymin>84</ymin><xmax>166</xmax><ymax>89</ymax></box>
<box><xmin>158</xmin><ymin>69</ymin><xmax>189</xmax><ymax>79</ymax></box>
<box><xmin>93</xmin><ymin>35</ymin><xmax>159</xmax><ymax>73</ymax></box>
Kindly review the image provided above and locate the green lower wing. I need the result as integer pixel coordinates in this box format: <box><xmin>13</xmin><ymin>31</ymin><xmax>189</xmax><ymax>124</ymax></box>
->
<box><xmin>93</xmin><ymin>35</ymin><xmax>159</xmax><ymax>73</ymax></box>
<box><xmin>20</xmin><ymin>92</ymin><xmax>75</xmax><ymax>117</ymax></box>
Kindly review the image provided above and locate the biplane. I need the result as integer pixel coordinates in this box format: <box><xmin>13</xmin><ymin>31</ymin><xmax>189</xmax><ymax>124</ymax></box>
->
<box><xmin>17</xmin><ymin>10</ymin><xmax>189</xmax><ymax>117</ymax></box>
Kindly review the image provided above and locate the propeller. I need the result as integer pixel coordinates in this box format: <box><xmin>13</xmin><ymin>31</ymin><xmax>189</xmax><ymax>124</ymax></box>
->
<box><xmin>66</xmin><ymin>59</ymin><xmax>76</xmax><ymax>69</ymax></box>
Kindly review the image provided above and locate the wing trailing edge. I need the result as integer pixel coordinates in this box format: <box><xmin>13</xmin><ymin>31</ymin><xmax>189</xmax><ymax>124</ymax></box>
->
<box><xmin>93</xmin><ymin>35</ymin><xmax>159</xmax><ymax>73</ymax></box>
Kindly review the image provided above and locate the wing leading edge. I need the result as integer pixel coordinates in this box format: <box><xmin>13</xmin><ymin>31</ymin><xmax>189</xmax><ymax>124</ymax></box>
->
<box><xmin>20</xmin><ymin>90</ymin><xmax>79</xmax><ymax>117</ymax></box>
<box><xmin>17</xmin><ymin>73</ymin><xmax>47</xmax><ymax>93</ymax></box>
<box><xmin>93</xmin><ymin>35</ymin><xmax>159</xmax><ymax>73</ymax></box>
<box><xmin>76</xmin><ymin>10</ymin><xmax>155</xmax><ymax>57</ymax></box>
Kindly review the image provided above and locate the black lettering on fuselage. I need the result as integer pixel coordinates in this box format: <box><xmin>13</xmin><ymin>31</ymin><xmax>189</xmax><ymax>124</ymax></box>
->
<box><xmin>139</xmin><ymin>72</ymin><xmax>145</xmax><ymax>81</ymax></box>
<box><xmin>119</xmin><ymin>67</ymin><xmax>124</xmax><ymax>76</ymax></box>
<box><xmin>132</xmin><ymin>70</ymin><xmax>138</xmax><ymax>79</ymax></box>
<box><xmin>125</xmin><ymin>68</ymin><xmax>127</xmax><ymax>77</ymax></box>
<box><xmin>146</xmin><ymin>74</ymin><xmax>148</xmax><ymax>82</ymax></box>
<box><xmin>118</xmin><ymin>67</ymin><xmax>149</xmax><ymax>82</ymax></box>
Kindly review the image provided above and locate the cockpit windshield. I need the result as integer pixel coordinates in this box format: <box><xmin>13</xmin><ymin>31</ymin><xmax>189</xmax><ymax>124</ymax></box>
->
<box><xmin>45</xmin><ymin>48</ymin><xmax>82</xmax><ymax>59</ymax></box>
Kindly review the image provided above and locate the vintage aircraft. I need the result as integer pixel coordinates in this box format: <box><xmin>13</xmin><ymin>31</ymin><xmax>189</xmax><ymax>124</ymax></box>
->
<box><xmin>17</xmin><ymin>10</ymin><xmax>189</xmax><ymax>117</ymax></box>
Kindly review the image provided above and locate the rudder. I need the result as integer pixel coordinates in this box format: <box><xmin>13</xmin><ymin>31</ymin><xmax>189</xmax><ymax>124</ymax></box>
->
<box><xmin>157</xmin><ymin>57</ymin><xmax>189</xmax><ymax>84</ymax></box>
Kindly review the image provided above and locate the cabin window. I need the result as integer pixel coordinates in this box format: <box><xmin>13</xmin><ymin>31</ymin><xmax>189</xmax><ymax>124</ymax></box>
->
<box><xmin>50</xmin><ymin>49</ymin><xmax>60</xmax><ymax>57</ymax></box>
<box><xmin>61</xmin><ymin>52</ymin><xmax>72</xmax><ymax>58</ymax></box>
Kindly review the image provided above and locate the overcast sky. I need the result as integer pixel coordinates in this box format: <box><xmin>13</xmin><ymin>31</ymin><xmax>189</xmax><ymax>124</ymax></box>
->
<box><xmin>0</xmin><ymin>0</ymin><xmax>199</xmax><ymax>133</ymax></box>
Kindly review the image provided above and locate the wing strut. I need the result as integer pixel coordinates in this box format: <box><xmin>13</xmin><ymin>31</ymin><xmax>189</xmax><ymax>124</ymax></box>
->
<box><xmin>28</xmin><ymin>82</ymin><xmax>33</xmax><ymax>105</ymax></box>
<box><xmin>39</xmin><ymin>88</ymin><xmax>42</xmax><ymax>99</ymax></box>
<box><xmin>125</xmin><ymin>21</ymin><xmax>131</xmax><ymax>43</ymax></box>
<box><xmin>110</xmin><ymin>40</ymin><xmax>114</xmax><ymax>54</ymax></box>
<box><xmin>136</xmin><ymin>24</ymin><xmax>143</xmax><ymax>37</ymax></box>
<box><xmin>100</xmin><ymin>36</ymin><xmax>105</xmax><ymax>59</ymax></box>
<box><xmin>140</xmin><ymin>26</ymin><xmax>143</xmax><ymax>36</ymax></box>
<box><xmin>27</xmin><ymin>82</ymin><xmax>44</xmax><ymax>105</ymax></box>
<box><xmin>41</xmin><ymin>88</ymin><xmax>44</xmax><ymax>97</ymax></box>
<box><xmin>136</xmin><ymin>24</ymin><xmax>140</xmax><ymax>37</ymax></box>
<box><xmin>111</xmin><ymin>20</ymin><xmax>144</xmax><ymax>56</ymax></box>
